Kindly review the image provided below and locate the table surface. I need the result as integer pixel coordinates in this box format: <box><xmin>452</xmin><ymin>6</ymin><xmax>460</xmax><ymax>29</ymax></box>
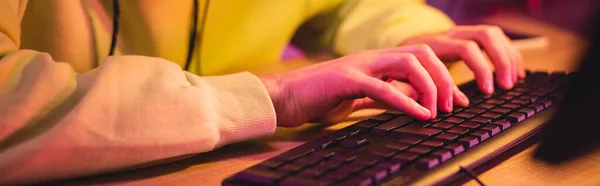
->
<box><xmin>61</xmin><ymin>13</ymin><xmax>598</xmax><ymax>186</ymax></box>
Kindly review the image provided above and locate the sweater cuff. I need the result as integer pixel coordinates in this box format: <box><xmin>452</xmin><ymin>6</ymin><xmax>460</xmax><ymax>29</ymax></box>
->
<box><xmin>200</xmin><ymin>72</ymin><xmax>277</xmax><ymax>148</ymax></box>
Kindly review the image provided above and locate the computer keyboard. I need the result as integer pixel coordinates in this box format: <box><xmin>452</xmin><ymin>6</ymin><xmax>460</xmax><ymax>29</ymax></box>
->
<box><xmin>222</xmin><ymin>71</ymin><xmax>573</xmax><ymax>186</ymax></box>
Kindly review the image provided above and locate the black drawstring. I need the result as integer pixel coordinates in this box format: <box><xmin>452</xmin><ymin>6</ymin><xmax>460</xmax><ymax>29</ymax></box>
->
<box><xmin>184</xmin><ymin>0</ymin><xmax>200</xmax><ymax>71</ymax></box>
<box><xmin>109</xmin><ymin>0</ymin><xmax>205</xmax><ymax>73</ymax></box>
<box><xmin>109</xmin><ymin>0</ymin><xmax>120</xmax><ymax>56</ymax></box>
<box><xmin>459</xmin><ymin>166</ymin><xmax>486</xmax><ymax>186</ymax></box>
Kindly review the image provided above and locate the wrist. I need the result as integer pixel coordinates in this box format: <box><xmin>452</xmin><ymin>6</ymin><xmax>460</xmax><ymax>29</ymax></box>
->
<box><xmin>259</xmin><ymin>75</ymin><xmax>284</xmax><ymax>125</ymax></box>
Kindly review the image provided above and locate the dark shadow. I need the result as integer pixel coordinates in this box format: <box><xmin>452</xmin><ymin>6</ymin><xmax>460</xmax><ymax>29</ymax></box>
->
<box><xmin>44</xmin><ymin>141</ymin><xmax>275</xmax><ymax>185</ymax></box>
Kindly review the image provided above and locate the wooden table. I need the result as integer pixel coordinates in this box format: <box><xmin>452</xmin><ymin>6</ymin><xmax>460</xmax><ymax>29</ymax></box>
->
<box><xmin>59</xmin><ymin>13</ymin><xmax>597</xmax><ymax>186</ymax></box>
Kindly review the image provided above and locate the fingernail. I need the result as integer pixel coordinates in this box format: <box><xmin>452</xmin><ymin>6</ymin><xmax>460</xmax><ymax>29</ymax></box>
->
<box><xmin>459</xmin><ymin>91</ymin><xmax>468</xmax><ymax>101</ymax></box>
<box><xmin>485</xmin><ymin>81</ymin><xmax>494</xmax><ymax>93</ymax></box>
<box><xmin>506</xmin><ymin>76</ymin><xmax>513</xmax><ymax>88</ymax></box>
<box><xmin>420</xmin><ymin>106</ymin><xmax>431</xmax><ymax>118</ymax></box>
<box><xmin>446</xmin><ymin>99</ymin><xmax>453</xmax><ymax>112</ymax></box>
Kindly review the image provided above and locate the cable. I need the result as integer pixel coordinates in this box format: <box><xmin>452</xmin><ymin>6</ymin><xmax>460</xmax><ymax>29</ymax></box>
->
<box><xmin>109</xmin><ymin>0</ymin><xmax>120</xmax><ymax>56</ymax></box>
<box><xmin>459</xmin><ymin>166</ymin><xmax>486</xmax><ymax>186</ymax></box>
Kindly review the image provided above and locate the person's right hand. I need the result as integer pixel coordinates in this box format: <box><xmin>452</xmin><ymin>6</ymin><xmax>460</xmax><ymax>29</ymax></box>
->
<box><xmin>259</xmin><ymin>45</ymin><xmax>470</xmax><ymax>127</ymax></box>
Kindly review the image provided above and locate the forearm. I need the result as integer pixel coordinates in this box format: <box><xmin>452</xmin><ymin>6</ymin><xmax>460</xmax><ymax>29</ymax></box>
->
<box><xmin>0</xmin><ymin>51</ymin><xmax>276</xmax><ymax>184</ymax></box>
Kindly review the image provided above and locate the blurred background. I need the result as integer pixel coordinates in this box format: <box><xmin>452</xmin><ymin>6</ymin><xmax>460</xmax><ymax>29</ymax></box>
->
<box><xmin>427</xmin><ymin>0</ymin><xmax>599</xmax><ymax>38</ymax></box>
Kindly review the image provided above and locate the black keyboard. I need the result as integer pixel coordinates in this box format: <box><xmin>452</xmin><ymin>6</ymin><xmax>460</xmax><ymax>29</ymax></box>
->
<box><xmin>223</xmin><ymin>71</ymin><xmax>574</xmax><ymax>186</ymax></box>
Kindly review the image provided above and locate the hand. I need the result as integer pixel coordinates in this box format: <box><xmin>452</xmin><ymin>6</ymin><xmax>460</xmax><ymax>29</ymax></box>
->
<box><xmin>259</xmin><ymin>45</ymin><xmax>470</xmax><ymax>127</ymax></box>
<box><xmin>403</xmin><ymin>25</ymin><xmax>526</xmax><ymax>94</ymax></box>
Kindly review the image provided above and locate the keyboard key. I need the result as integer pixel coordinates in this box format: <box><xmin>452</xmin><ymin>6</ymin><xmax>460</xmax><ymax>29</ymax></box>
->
<box><xmin>485</xmin><ymin>99</ymin><xmax>505</xmax><ymax>105</ymax></box>
<box><xmin>518</xmin><ymin>108</ymin><xmax>536</xmax><ymax>118</ymax></box>
<box><xmin>371</xmin><ymin>116</ymin><xmax>414</xmax><ymax>135</ymax></box>
<box><xmin>354</xmin><ymin>157</ymin><xmax>379</xmax><ymax>167</ymax></box>
<box><xmin>385</xmin><ymin>143</ymin><xmax>410</xmax><ymax>152</ymax></box>
<box><xmin>537</xmin><ymin>99</ymin><xmax>553</xmax><ymax>108</ymax></box>
<box><xmin>465</xmin><ymin>107</ymin><xmax>486</xmax><ymax>114</ymax></box>
<box><xmin>341</xmin><ymin>175</ymin><xmax>373</xmax><ymax>186</ymax></box>
<box><xmin>332</xmin><ymin>154</ymin><xmax>357</xmax><ymax>163</ymax></box>
<box><xmin>408</xmin><ymin>145</ymin><xmax>433</xmax><ymax>155</ymax></box>
<box><xmin>435</xmin><ymin>132</ymin><xmax>459</xmax><ymax>142</ymax></box>
<box><xmin>481</xmin><ymin>125</ymin><xmax>501</xmax><ymax>136</ymax></box>
<box><xmin>454</xmin><ymin>112</ymin><xmax>476</xmax><ymax>119</ymax></box>
<box><xmin>507</xmin><ymin>113</ymin><xmax>526</xmax><ymax>123</ymax></box>
<box><xmin>280</xmin><ymin>176</ymin><xmax>331</xmax><ymax>186</ymax></box>
<box><xmin>296</xmin><ymin>157</ymin><xmax>322</xmax><ymax>167</ymax></box>
<box><xmin>519</xmin><ymin>95</ymin><xmax>538</xmax><ymax>102</ymax></box>
<box><xmin>374</xmin><ymin>161</ymin><xmax>402</xmax><ymax>174</ymax></box>
<box><xmin>234</xmin><ymin>167</ymin><xmax>285</xmax><ymax>185</ymax></box>
<box><xmin>480</xmin><ymin>112</ymin><xmax>502</xmax><ymax>121</ymax></box>
<box><xmin>361</xmin><ymin>168</ymin><xmax>388</xmax><ymax>183</ymax></box>
<box><xmin>258</xmin><ymin>158</ymin><xmax>287</xmax><ymax>169</ymax></box>
<box><xmin>470</xmin><ymin>117</ymin><xmax>492</xmax><ymax>125</ymax></box>
<box><xmin>320</xmin><ymin>172</ymin><xmax>348</xmax><ymax>183</ymax></box>
<box><xmin>459</xmin><ymin>136</ymin><xmax>479</xmax><ymax>148</ymax></box>
<box><xmin>453</xmin><ymin>106</ymin><xmax>465</xmax><ymax>113</ymax></box>
<box><xmin>500</xmin><ymin>103</ymin><xmax>520</xmax><ymax>110</ymax></box>
<box><xmin>416</xmin><ymin>156</ymin><xmax>440</xmax><ymax>170</ymax></box>
<box><xmin>370</xmin><ymin>148</ymin><xmax>397</xmax><ymax>159</ymax></box>
<box><xmin>298</xmin><ymin>168</ymin><xmax>326</xmax><ymax>178</ymax></box>
<box><xmin>278</xmin><ymin>163</ymin><xmax>306</xmax><ymax>175</ymax></box>
<box><xmin>497</xmin><ymin>95</ymin><xmax>514</xmax><ymax>101</ymax></box>
<box><xmin>527</xmin><ymin>103</ymin><xmax>545</xmax><ymax>113</ymax></box>
<box><xmin>506</xmin><ymin>91</ymin><xmax>522</xmax><ymax>96</ymax></box>
<box><xmin>458</xmin><ymin>122</ymin><xmax>480</xmax><ymax>129</ymax></box>
<box><xmin>471</xmin><ymin>130</ymin><xmax>491</xmax><ymax>141</ymax></box>
<box><xmin>447</xmin><ymin>127</ymin><xmax>469</xmax><ymax>135</ymax></box>
<box><xmin>493</xmin><ymin>120</ymin><xmax>512</xmax><ymax>130</ymax></box>
<box><xmin>316</xmin><ymin>161</ymin><xmax>343</xmax><ymax>171</ymax></box>
<box><xmin>439</xmin><ymin>111</ymin><xmax>453</xmax><ymax>117</ymax></box>
<box><xmin>511</xmin><ymin>99</ymin><xmax>531</xmax><ymax>105</ymax></box>
<box><xmin>337</xmin><ymin>164</ymin><xmax>365</xmax><ymax>174</ymax></box>
<box><xmin>392</xmin><ymin>152</ymin><xmax>419</xmax><ymax>162</ymax></box>
<box><xmin>528</xmin><ymin>91</ymin><xmax>547</xmax><ymax>97</ymax></box>
<box><xmin>390</xmin><ymin>127</ymin><xmax>441</xmax><ymax>139</ymax></box>
<box><xmin>340</xmin><ymin>137</ymin><xmax>368</xmax><ymax>149</ymax></box>
<box><xmin>444</xmin><ymin>117</ymin><xmax>465</xmax><ymax>124</ymax></box>
<box><xmin>431</xmin><ymin>149</ymin><xmax>453</xmax><ymax>162</ymax></box>
<box><xmin>476</xmin><ymin>103</ymin><xmax>496</xmax><ymax>110</ymax></box>
<box><xmin>310</xmin><ymin>151</ymin><xmax>335</xmax><ymax>160</ymax></box>
<box><xmin>491</xmin><ymin>108</ymin><xmax>511</xmax><ymax>114</ymax></box>
<box><xmin>430</xmin><ymin>122</ymin><xmax>454</xmax><ymax>130</ymax></box>
<box><xmin>355</xmin><ymin>120</ymin><xmax>380</xmax><ymax>130</ymax></box>
<box><xmin>443</xmin><ymin>143</ymin><xmax>465</xmax><ymax>155</ymax></box>
<box><xmin>398</xmin><ymin>137</ymin><xmax>422</xmax><ymax>145</ymax></box>
<box><xmin>279</xmin><ymin>149</ymin><xmax>315</xmax><ymax>161</ymax></box>
<box><xmin>370</xmin><ymin>113</ymin><xmax>397</xmax><ymax>122</ymax></box>
<box><xmin>421</xmin><ymin>140</ymin><xmax>445</xmax><ymax>148</ymax></box>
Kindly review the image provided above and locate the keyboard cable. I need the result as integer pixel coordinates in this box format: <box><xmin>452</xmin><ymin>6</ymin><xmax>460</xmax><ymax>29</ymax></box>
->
<box><xmin>459</xmin><ymin>166</ymin><xmax>486</xmax><ymax>186</ymax></box>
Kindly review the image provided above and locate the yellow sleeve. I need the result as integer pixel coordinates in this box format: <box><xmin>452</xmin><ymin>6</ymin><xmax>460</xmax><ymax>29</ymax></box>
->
<box><xmin>334</xmin><ymin>0</ymin><xmax>455</xmax><ymax>55</ymax></box>
<box><xmin>0</xmin><ymin>0</ymin><xmax>276</xmax><ymax>184</ymax></box>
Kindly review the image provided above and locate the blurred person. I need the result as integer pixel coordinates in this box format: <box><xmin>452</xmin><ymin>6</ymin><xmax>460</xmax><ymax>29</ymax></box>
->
<box><xmin>0</xmin><ymin>0</ymin><xmax>522</xmax><ymax>184</ymax></box>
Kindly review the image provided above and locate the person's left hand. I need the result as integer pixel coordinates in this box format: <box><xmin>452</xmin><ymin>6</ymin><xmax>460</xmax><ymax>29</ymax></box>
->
<box><xmin>402</xmin><ymin>25</ymin><xmax>526</xmax><ymax>95</ymax></box>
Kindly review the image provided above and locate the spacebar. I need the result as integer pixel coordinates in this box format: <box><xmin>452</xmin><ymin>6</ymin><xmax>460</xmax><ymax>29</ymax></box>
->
<box><xmin>389</xmin><ymin>124</ymin><xmax>441</xmax><ymax>139</ymax></box>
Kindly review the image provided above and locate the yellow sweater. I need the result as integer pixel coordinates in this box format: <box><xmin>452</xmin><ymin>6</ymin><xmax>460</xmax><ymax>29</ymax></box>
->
<box><xmin>0</xmin><ymin>0</ymin><xmax>453</xmax><ymax>184</ymax></box>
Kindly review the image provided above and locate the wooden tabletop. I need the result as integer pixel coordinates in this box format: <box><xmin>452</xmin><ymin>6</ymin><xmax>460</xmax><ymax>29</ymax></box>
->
<box><xmin>59</xmin><ymin>13</ymin><xmax>596</xmax><ymax>186</ymax></box>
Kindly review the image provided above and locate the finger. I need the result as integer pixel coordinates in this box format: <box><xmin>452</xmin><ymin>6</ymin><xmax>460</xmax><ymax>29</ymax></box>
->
<box><xmin>395</xmin><ymin>45</ymin><xmax>455</xmax><ymax>112</ymax></box>
<box><xmin>452</xmin><ymin>26</ymin><xmax>514</xmax><ymax>89</ymax></box>
<box><xmin>368</xmin><ymin>52</ymin><xmax>438</xmax><ymax>118</ymax></box>
<box><xmin>453</xmin><ymin>85</ymin><xmax>469</xmax><ymax>107</ymax></box>
<box><xmin>500</xmin><ymin>37</ymin><xmax>519</xmax><ymax>83</ymax></box>
<box><xmin>507</xmin><ymin>37</ymin><xmax>527</xmax><ymax>78</ymax></box>
<box><xmin>355</xmin><ymin>75</ymin><xmax>431</xmax><ymax>120</ymax></box>
<box><xmin>428</xmin><ymin>37</ymin><xmax>495</xmax><ymax>94</ymax></box>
